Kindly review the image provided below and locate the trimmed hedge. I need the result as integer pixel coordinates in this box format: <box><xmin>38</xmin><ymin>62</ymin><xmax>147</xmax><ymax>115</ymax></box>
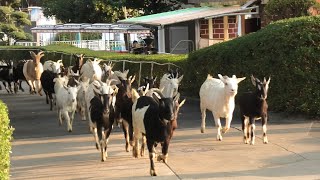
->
<box><xmin>0</xmin><ymin>101</ymin><xmax>14</xmax><ymax>180</ymax></box>
<box><xmin>0</xmin><ymin>44</ymin><xmax>187</xmax><ymax>63</ymax></box>
<box><xmin>184</xmin><ymin>15</ymin><xmax>320</xmax><ymax>116</ymax></box>
<box><xmin>0</xmin><ymin>44</ymin><xmax>187</xmax><ymax>87</ymax></box>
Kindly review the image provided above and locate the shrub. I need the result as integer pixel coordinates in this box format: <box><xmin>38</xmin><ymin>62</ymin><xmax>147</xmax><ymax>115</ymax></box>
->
<box><xmin>265</xmin><ymin>0</ymin><xmax>316</xmax><ymax>22</ymax></box>
<box><xmin>184</xmin><ymin>16</ymin><xmax>320</xmax><ymax>116</ymax></box>
<box><xmin>0</xmin><ymin>44</ymin><xmax>187</xmax><ymax>90</ymax></box>
<box><xmin>0</xmin><ymin>100</ymin><xmax>14</xmax><ymax>180</ymax></box>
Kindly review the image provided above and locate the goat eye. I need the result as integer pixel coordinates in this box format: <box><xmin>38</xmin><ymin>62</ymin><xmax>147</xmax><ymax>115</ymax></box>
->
<box><xmin>224</xmin><ymin>83</ymin><xmax>228</xmax><ymax>86</ymax></box>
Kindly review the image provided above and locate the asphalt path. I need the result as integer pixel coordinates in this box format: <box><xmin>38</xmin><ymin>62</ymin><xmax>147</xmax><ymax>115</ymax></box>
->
<box><xmin>2</xmin><ymin>82</ymin><xmax>320</xmax><ymax>180</ymax></box>
<box><xmin>0</xmin><ymin>81</ymin><xmax>308</xmax><ymax>140</ymax></box>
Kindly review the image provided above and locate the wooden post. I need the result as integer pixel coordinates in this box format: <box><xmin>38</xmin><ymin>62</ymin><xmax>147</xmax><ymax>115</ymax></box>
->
<box><xmin>241</xmin><ymin>15</ymin><xmax>246</xmax><ymax>36</ymax></box>
<box><xmin>139</xmin><ymin>62</ymin><xmax>142</xmax><ymax>87</ymax></box>
<box><xmin>223</xmin><ymin>16</ymin><xmax>229</xmax><ymax>41</ymax></box>
<box><xmin>208</xmin><ymin>18</ymin><xmax>213</xmax><ymax>39</ymax></box>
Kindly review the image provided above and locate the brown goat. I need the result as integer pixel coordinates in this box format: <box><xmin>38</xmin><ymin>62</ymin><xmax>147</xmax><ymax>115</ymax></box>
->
<box><xmin>23</xmin><ymin>51</ymin><xmax>44</xmax><ymax>95</ymax></box>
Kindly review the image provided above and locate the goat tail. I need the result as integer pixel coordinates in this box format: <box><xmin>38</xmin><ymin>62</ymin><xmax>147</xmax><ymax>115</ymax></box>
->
<box><xmin>131</xmin><ymin>88</ymin><xmax>140</xmax><ymax>103</ymax></box>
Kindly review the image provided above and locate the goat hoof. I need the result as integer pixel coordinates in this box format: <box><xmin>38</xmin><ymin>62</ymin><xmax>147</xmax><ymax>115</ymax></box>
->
<box><xmin>68</xmin><ymin>129</ymin><xmax>72</xmax><ymax>133</ymax></box>
<box><xmin>201</xmin><ymin>128</ymin><xmax>205</xmax><ymax>133</ymax></box>
<box><xmin>125</xmin><ymin>144</ymin><xmax>130</xmax><ymax>152</ymax></box>
<box><xmin>95</xmin><ymin>143</ymin><xmax>99</xmax><ymax>150</ymax></box>
<box><xmin>150</xmin><ymin>170</ymin><xmax>157</xmax><ymax>176</ymax></box>
<box><xmin>222</xmin><ymin>127</ymin><xmax>229</xmax><ymax>134</ymax></box>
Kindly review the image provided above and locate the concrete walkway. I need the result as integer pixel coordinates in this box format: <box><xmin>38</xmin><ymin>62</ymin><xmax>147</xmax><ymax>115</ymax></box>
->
<box><xmin>10</xmin><ymin>122</ymin><xmax>320</xmax><ymax>180</ymax></box>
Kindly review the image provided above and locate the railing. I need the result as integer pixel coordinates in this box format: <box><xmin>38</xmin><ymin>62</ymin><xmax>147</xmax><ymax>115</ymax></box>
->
<box><xmin>0</xmin><ymin>48</ymin><xmax>181</xmax><ymax>87</ymax></box>
<box><xmin>14</xmin><ymin>40</ymin><xmax>126</xmax><ymax>51</ymax></box>
<box><xmin>15</xmin><ymin>42</ymin><xmax>38</xmax><ymax>46</ymax></box>
<box><xmin>170</xmin><ymin>40</ymin><xmax>195</xmax><ymax>54</ymax></box>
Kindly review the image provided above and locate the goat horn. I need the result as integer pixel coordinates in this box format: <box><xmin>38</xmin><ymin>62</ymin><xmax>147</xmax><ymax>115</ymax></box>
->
<box><xmin>57</xmin><ymin>60</ymin><xmax>62</xmax><ymax>63</ymax></box>
<box><xmin>150</xmin><ymin>88</ymin><xmax>164</xmax><ymax>99</ymax></box>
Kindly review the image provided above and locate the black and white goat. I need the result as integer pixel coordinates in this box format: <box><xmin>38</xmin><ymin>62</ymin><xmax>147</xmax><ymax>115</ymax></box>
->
<box><xmin>238</xmin><ymin>75</ymin><xmax>270</xmax><ymax>145</ymax></box>
<box><xmin>0</xmin><ymin>60</ymin><xmax>14</xmax><ymax>93</ymax></box>
<box><xmin>131</xmin><ymin>89</ymin><xmax>185</xmax><ymax>176</ymax></box>
<box><xmin>89</xmin><ymin>79</ymin><xmax>118</xmax><ymax>161</ymax></box>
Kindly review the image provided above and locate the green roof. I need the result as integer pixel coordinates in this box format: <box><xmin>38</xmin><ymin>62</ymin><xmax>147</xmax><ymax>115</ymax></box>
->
<box><xmin>118</xmin><ymin>6</ymin><xmax>244</xmax><ymax>26</ymax></box>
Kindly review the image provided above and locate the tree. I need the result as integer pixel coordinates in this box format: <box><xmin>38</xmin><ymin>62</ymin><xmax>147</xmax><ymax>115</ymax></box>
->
<box><xmin>0</xmin><ymin>2</ymin><xmax>31</xmax><ymax>45</ymax></box>
<box><xmin>40</xmin><ymin>0</ymin><xmax>187</xmax><ymax>23</ymax></box>
<box><xmin>41</xmin><ymin>0</ymin><xmax>131</xmax><ymax>23</ymax></box>
<box><xmin>265</xmin><ymin>0</ymin><xmax>317</xmax><ymax>22</ymax></box>
<box><xmin>124</xmin><ymin>0</ymin><xmax>186</xmax><ymax>15</ymax></box>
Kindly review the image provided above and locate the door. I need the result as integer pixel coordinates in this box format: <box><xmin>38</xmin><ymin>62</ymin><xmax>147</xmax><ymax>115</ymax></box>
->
<box><xmin>169</xmin><ymin>26</ymin><xmax>189</xmax><ymax>54</ymax></box>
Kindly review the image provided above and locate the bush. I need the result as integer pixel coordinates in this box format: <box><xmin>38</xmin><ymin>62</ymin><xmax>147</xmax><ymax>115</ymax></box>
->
<box><xmin>184</xmin><ymin>16</ymin><xmax>320</xmax><ymax>116</ymax></box>
<box><xmin>0</xmin><ymin>44</ymin><xmax>187</xmax><ymax>89</ymax></box>
<box><xmin>0</xmin><ymin>101</ymin><xmax>14</xmax><ymax>180</ymax></box>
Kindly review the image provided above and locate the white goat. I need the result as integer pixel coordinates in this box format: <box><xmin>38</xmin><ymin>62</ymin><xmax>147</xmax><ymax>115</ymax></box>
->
<box><xmin>23</xmin><ymin>51</ymin><xmax>44</xmax><ymax>95</ymax></box>
<box><xmin>80</xmin><ymin>58</ymin><xmax>102</xmax><ymax>82</ymax></box>
<box><xmin>43</xmin><ymin>60</ymin><xmax>63</xmax><ymax>74</ymax></box>
<box><xmin>55</xmin><ymin>84</ymin><xmax>80</xmax><ymax>132</ymax></box>
<box><xmin>77</xmin><ymin>77</ymin><xmax>90</xmax><ymax>121</ymax></box>
<box><xmin>199</xmin><ymin>74</ymin><xmax>246</xmax><ymax>141</ymax></box>
<box><xmin>159</xmin><ymin>72</ymin><xmax>183</xmax><ymax>98</ymax></box>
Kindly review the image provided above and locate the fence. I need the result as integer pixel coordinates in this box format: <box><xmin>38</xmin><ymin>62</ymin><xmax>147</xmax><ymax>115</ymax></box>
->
<box><xmin>0</xmin><ymin>49</ymin><xmax>180</xmax><ymax>87</ymax></box>
<box><xmin>15</xmin><ymin>40</ymin><xmax>126</xmax><ymax>51</ymax></box>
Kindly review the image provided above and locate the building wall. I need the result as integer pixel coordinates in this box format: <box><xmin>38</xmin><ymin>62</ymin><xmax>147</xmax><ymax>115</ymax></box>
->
<box><xmin>199</xmin><ymin>16</ymin><xmax>238</xmax><ymax>40</ymax></box>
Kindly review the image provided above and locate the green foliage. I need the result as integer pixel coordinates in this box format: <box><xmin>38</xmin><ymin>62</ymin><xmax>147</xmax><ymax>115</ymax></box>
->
<box><xmin>0</xmin><ymin>43</ymin><xmax>186</xmax><ymax>91</ymax></box>
<box><xmin>41</xmin><ymin>0</ymin><xmax>187</xmax><ymax>23</ymax></box>
<box><xmin>0</xmin><ymin>100</ymin><xmax>14</xmax><ymax>180</ymax></box>
<box><xmin>185</xmin><ymin>16</ymin><xmax>320</xmax><ymax>116</ymax></box>
<box><xmin>0</xmin><ymin>4</ymin><xmax>31</xmax><ymax>44</ymax></box>
<box><xmin>125</xmin><ymin>0</ymin><xmax>186</xmax><ymax>15</ymax></box>
<box><xmin>265</xmin><ymin>0</ymin><xmax>316</xmax><ymax>21</ymax></box>
<box><xmin>41</xmin><ymin>0</ymin><xmax>126</xmax><ymax>23</ymax></box>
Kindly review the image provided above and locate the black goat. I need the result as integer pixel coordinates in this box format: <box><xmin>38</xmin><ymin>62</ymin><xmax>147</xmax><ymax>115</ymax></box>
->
<box><xmin>138</xmin><ymin>76</ymin><xmax>157</xmax><ymax>95</ymax></box>
<box><xmin>71</xmin><ymin>54</ymin><xmax>84</xmax><ymax>74</ymax></box>
<box><xmin>114</xmin><ymin>74</ymin><xmax>136</xmax><ymax>152</ymax></box>
<box><xmin>238</xmin><ymin>75</ymin><xmax>271</xmax><ymax>145</ymax></box>
<box><xmin>0</xmin><ymin>60</ymin><xmax>14</xmax><ymax>93</ymax></box>
<box><xmin>132</xmin><ymin>89</ymin><xmax>185</xmax><ymax>176</ymax></box>
<box><xmin>40</xmin><ymin>70</ymin><xmax>58</xmax><ymax>110</ymax></box>
<box><xmin>13</xmin><ymin>60</ymin><xmax>28</xmax><ymax>93</ymax></box>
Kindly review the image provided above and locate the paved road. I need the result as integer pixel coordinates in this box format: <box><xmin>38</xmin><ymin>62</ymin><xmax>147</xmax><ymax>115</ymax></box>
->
<box><xmin>1</xmin><ymin>87</ymin><xmax>320</xmax><ymax>179</ymax></box>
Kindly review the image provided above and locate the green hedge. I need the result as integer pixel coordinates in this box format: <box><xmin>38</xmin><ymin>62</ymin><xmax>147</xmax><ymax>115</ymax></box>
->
<box><xmin>184</xmin><ymin>15</ymin><xmax>320</xmax><ymax>116</ymax></box>
<box><xmin>0</xmin><ymin>44</ymin><xmax>187</xmax><ymax>63</ymax></box>
<box><xmin>0</xmin><ymin>44</ymin><xmax>187</xmax><ymax>87</ymax></box>
<box><xmin>0</xmin><ymin>101</ymin><xmax>14</xmax><ymax>180</ymax></box>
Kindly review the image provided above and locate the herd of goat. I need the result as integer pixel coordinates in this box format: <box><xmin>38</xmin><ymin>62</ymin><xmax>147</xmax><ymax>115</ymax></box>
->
<box><xmin>0</xmin><ymin>51</ymin><xmax>271</xmax><ymax>176</ymax></box>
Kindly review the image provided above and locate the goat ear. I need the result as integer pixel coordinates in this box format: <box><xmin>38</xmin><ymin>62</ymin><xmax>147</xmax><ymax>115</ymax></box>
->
<box><xmin>30</xmin><ymin>51</ymin><xmax>36</xmax><ymax>60</ymax></box>
<box><xmin>152</xmin><ymin>92</ymin><xmax>161</xmax><ymax>103</ymax></box>
<box><xmin>218</xmin><ymin>74</ymin><xmax>226</xmax><ymax>83</ymax></box>
<box><xmin>92</xmin><ymin>81</ymin><xmax>101</xmax><ymax>89</ymax></box>
<box><xmin>63</xmin><ymin>85</ymin><xmax>68</xmax><ymax>90</ymax></box>
<box><xmin>179</xmin><ymin>99</ymin><xmax>186</xmax><ymax>108</ymax></box>
<box><xmin>251</xmin><ymin>75</ymin><xmax>256</xmax><ymax>86</ymax></box>
<box><xmin>130</xmin><ymin>75</ymin><xmax>136</xmax><ymax>84</ymax></box>
<box><xmin>174</xmin><ymin>92</ymin><xmax>180</xmax><ymax>102</ymax></box>
<box><xmin>266</xmin><ymin>77</ymin><xmax>271</xmax><ymax>85</ymax></box>
<box><xmin>237</xmin><ymin>77</ymin><xmax>246</xmax><ymax>83</ymax></box>
<box><xmin>178</xmin><ymin>75</ymin><xmax>184</xmax><ymax>83</ymax></box>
